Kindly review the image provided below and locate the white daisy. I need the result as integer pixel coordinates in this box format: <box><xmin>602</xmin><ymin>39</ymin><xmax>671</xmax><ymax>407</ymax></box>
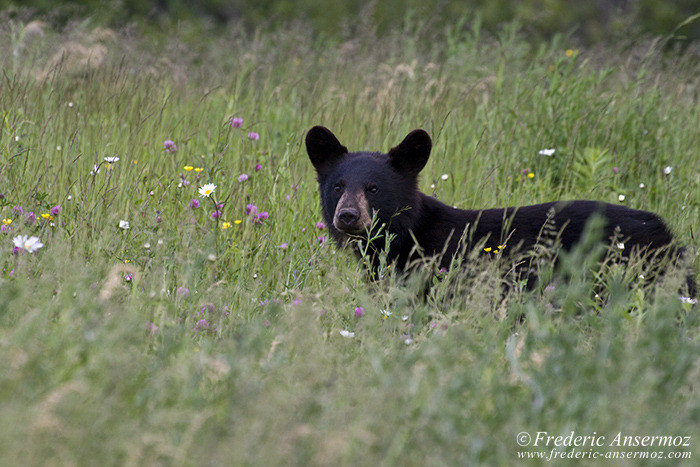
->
<box><xmin>119</xmin><ymin>220</ymin><xmax>130</xmax><ymax>230</ymax></box>
<box><xmin>198</xmin><ymin>183</ymin><xmax>217</xmax><ymax>198</ymax></box>
<box><xmin>339</xmin><ymin>330</ymin><xmax>355</xmax><ymax>338</ymax></box>
<box><xmin>538</xmin><ymin>148</ymin><xmax>555</xmax><ymax>156</ymax></box>
<box><xmin>104</xmin><ymin>156</ymin><xmax>120</xmax><ymax>163</ymax></box>
<box><xmin>13</xmin><ymin>235</ymin><xmax>44</xmax><ymax>253</ymax></box>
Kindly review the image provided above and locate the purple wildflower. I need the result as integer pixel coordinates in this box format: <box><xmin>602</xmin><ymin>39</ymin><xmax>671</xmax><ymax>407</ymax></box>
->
<box><xmin>12</xmin><ymin>205</ymin><xmax>23</xmax><ymax>216</ymax></box>
<box><xmin>212</xmin><ymin>210</ymin><xmax>222</xmax><ymax>220</ymax></box>
<box><xmin>246</xmin><ymin>204</ymin><xmax>257</xmax><ymax>216</ymax></box>
<box><xmin>354</xmin><ymin>307</ymin><xmax>365</xmax><ymax>317</ymax></box>
<box><xmin>247</xmin><ymin>132</ymin><xmax>260</xmax><ymax>141</ymax></box>
<box><xmin>254</xmin><ymin>163</ymin><xmax>262</xmax><ymax>171</ymax></box>
<box><xmin>280</xmin><ymin>243</ymin><xmax>288</xmax><ymax>250</ymax></box>
<box><xmin>25</xmin><ymin>212</ymin><xmax>36</xmax><ymax>225</ymax></box>
<box><xmin>189</xmin><ymin>199</ymin><xmax>200</xmax><ymax>209</ymax></box>
<box><xmin>176</xmin><ymin>287</ymin><xmax>190</xmax><ymax>299</ymax></box>
<box><xmin>145</xmin><ymin>321</ymin><xmax>159</xmax><ymax>334</ymax></box>
<box><xmin>230</xmin><ymin>117</ymin><xmax>243</xmax><ymax>128</ymax></box>
<box><xmin>316</xmin><ymin>221</ymin><xmax>325</xmax><ymax>230</ymax></box>
<box><xmin>318</xmin><ymin>236</ymin><xmax>327</xmax><ymax>244</ymax></box>
<box><xmin>50</xmin><ymin>205</ymin><xmax>61</xmax><ymax>216</ymax></box>
<box><xmin>238</xmin><ymin>173</ymin><xmax>249</xmax><ymax>182</ymax></box>
<box><xmin>164</xmin><ymin>140</ymin><xmax>177</xmax><ymax>152</ymax></box>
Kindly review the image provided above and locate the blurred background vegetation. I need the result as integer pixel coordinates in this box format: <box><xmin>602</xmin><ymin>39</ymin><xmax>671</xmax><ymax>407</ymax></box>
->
<box><xmin>1</xmin><ymin>0</ymin><xmax>699</xmax><ymax>46</ymax></box>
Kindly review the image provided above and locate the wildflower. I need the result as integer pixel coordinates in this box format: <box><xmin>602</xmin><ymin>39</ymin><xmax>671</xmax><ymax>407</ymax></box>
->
<box><xmin>316</xmin><ymin>221</ymin><xmax>325</xmax><ymax>230</ymax></box>
<box><xmin>339</xmin><ymin>330</ymin><xmax>355</xmax><ymax>338</ymax></box>
<box><xmin>230</xmin><ymin>117</ymin><xmax>243</xmax><ymax>128</ymax></box>
<box><xmin>280</xmin><ymin>243</ymin><xmax>288</xmax><ymax>250</ymax></box>
<box><xmin>189</xmin><ymin>199</ymin><xmax>200</xmax><ymax>209</ymax></box>
<box><xmin>25</xmin><ymin>212</ymin><xmax>36</xmax><ymax>225</ymax></box>
<box><xmin>164</xmin><ymin>140</ymin><xmax>177</xmax><ymax>152</ymax></box>
<box><xmin>184</xmin><ymin>166</ymin><xmax>194</xmax><ymax>171</ymax></box>
<box><xmin>380</xmin><ymin>309</ymin><xmax>392</xmax><ymax>320</ymax></box>
<box><xmin>1</xmin><ymin>224</ymin><xmax>10</xmax><ymax>233</ymax></box>
<box><xmin>145</xmin><ymin>322</ymin><xmax>159</xmax><ymax>334</ymax></box>
<box><xmin>565</xmin><ymin>49</ymin><xmax>577</xmax><ymax>57</ymax></box>
<box><xmin>246</xmin><ymin>204</ymin><xmax>257</xmax><ymax>216</ymax></box>
<box><xmin>198</xmin><ymin>183</ymin><xmax>216</xmax><ymax>198</ymax></box>
<box><xmin>317</xmin><ymin>236</ymin><xmax>326</xmax><ymax>244</ymax></box>
<box><xmin>257</xmin><ymin>212</ymin><xmax>269</xmax><ymax>220</ymax></box>
<box><xmin>2</xmin><ymin>219</ymin><xmax>11</xmax><ymax>226</ymax></box>
<box><xmin>194</xmin><ymin>319</ymin><xmax>209</xmax><ymax>331</ymax></box>
<box><xmin>254</xmin><ymin>163</ymin><xmax>263</xmax><ymax>171</ymax></box>
<box><xmin>527</xmin><ymin>172</ymin><xmax>534</xmax><ymax>179</ymax></box>
<box><xmin>618</xmin><ymin>194</ymin><xmax>625</xmax><ymax>202</ymax></box>
<box><xmin>680</xmin><ymin>296</ymin><xmax>698</xmax><ymax>305</ymax></box>
<box><xmin>263</xmin><ymin>319</ymin><xmax>271</xmax><ymax>327</ymax></box>
<box><xmin>90</xmin><ymin>164</ymin><xmax>100</xmax><ymax>175</ymax></box>
<box><xmin>12</xmin><ymin>235</ymin><xmax>44</xmax><ymax>253</ymax></box>
<box><xmin>104</xmin><ymin>156</ymin><xmax>120</xmax><ymax>163</ymax></box>
<box><xmin>639</xmin><ymin>183</ymin><xmax>645</xmax><ymax>189</ymax></box>
<box><xmin>155</xmin><ymin>216</ymin><xmax>162</xmax><ymax>223</ymax></box>
<box><xmin>441</xmin><ymin>174</ymin><xmax>449</xmax><ymax>180</ymax></box>
<box><xmin>616</xmin><ymin>242</ymin><xmax>625</xmax><ymax>250</ymax></box>
<box><xmin>613</xmin><ymin>166</ymin><xmax>619</xmax><ymax>174</ymax></box>
<box><xmin>144</xmin><ymin>242</ymin><xmax>151</xmax><ymax>248</ymax></box>
<box><xmin>41</xmin><ymin>213</ymin><xmax>52</xmax><ymax>220</ymax></box>
<box><xmin>12</xmin><ymin>206</ymin><xmax>23</xmax><ymax>216</ymax></box>
<box><xmin>238</xmin><ymin>173</ymin><xmax>249</xmax><ymax>182</ymax></box>
<box><xmin>234</xmin><ymin>220</ymin><xmax>242</xmax><ymax>225</ymax></box>
<box><xmin>194</xmin><ymin>167</ymin><xmax>204</xmax><ymax>172</ymax></box>
<box><xmin>50</xmin><ymin>205</ymin><xmax>61</xmax><ymax>216</ymax></box>
<box><xmin>222</xmin><ymin>222</ymin><xmax>232</xmax><ymax>229</ymax></box>
<box><xmin>663</xmin><ymin>166</ymin><xmax>672</xmax><ymax>175</ymax></box>
<box><xmin>176</xmin><ymin>287</ymin><xmax>190</xmax><ymax>298</ymax></box>
<box><xmin>354</xmin><ymin>307</ymin><xmax>365</xmax><ymax>317</ymax></box>
<box><xmin>538</xmin><ymin>148</ymin><xmax>555</xmax><ymax>156</ymax></box>
<box><xmin>118</xmin><ymin>220</ymin><xmax>130</xmax><ymax>230</ymax></box>
<box><xmin>211</xmin><ymin>210</ymin><xmax>222</xmax><ymax>220</ymax></box>
<box><xmin>247</xmin><ymin>132</ymin><xmax>260</xmax><ymax>141</ymax></box>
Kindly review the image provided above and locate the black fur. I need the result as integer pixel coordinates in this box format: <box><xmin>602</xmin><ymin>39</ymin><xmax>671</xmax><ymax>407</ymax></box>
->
<box><xmin>306</xmin><ymin>126</ymin><xmax>697</xmax><ymax>297</ymax></box>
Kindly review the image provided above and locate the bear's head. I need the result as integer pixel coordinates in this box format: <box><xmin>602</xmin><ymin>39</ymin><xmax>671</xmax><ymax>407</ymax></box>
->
<box><xmin>306</xmin><ymin>126</ymin><xmax>432</xmax><ymax>248</ymax></box>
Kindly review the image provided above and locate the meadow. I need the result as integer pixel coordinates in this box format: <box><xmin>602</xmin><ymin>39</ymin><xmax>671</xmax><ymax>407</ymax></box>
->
<box><xmin>1</xmin><ymin>17</ymin><xmax>699</xmax><ymax>465</ymax></box>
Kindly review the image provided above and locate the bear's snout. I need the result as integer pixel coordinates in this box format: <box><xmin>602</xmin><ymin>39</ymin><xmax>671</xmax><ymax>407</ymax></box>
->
<box><xmin>333</xmin><ymin>190</ymin><xmax>373</xmax><ymax>234</ymax></box>
<box><xmin>337</xmin><ymin>208</ymin><xmax>360</xmax><ymax>228</ymax></box>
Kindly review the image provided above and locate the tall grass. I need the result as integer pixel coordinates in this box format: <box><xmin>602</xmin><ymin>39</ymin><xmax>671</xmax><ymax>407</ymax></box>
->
<box><xmin>1</xmin><ymin>18</ymin><xmax>698</xmax><ymax>465</ymax></box>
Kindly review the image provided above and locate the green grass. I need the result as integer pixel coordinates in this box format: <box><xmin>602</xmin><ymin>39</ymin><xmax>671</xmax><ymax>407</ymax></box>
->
<box><xmin>1</xmin><ymin>18</ymin><xmax>699</xmax><ymax>465</ymax></box>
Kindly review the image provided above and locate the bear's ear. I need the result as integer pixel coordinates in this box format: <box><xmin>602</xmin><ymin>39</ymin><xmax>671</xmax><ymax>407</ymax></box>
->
<box><xmin>388</xmin><ymin>129</ymin><xmax>432</xmax><ymax>176</ymax></box>
<box><xmin>305</xmin><ymin>126</ymin><xmax>348</xmax><ymax>176</ymax></box>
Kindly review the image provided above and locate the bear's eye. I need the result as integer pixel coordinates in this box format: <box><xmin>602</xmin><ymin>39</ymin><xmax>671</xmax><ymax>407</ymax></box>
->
<box><xmin>367</xmin><ymin>185</ymin><xmax>379</xmax><ymax>195</ymax></box>
<box><xmin>333</xmin><ymin>182</ymin><xmax>343</xmax><ymax>193</ymax></box>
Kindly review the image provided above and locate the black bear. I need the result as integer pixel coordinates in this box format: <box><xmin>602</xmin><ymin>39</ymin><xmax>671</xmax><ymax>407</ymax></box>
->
<box><xmin>306</xmin><ymin>125</ymin><xmax>696</xmax><ymax>297</ymax></box>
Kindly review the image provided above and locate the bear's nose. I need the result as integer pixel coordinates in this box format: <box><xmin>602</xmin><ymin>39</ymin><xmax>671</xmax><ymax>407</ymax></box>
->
<box><xmin>337</xmin><ymin>208</ymin><xmax>360</xmax><ymax>227</ymax></box>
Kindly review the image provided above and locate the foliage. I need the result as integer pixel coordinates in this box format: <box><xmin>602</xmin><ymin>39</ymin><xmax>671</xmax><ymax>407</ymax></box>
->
<box><xmin>0</xmin><ymin>17</ymin><xmax>699</xmax><ymax>465</ymax></box>
<box><xmin>1</xmin><ymin>0</ymin><xmax>700</xmax><ymax>45</ymax></box>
